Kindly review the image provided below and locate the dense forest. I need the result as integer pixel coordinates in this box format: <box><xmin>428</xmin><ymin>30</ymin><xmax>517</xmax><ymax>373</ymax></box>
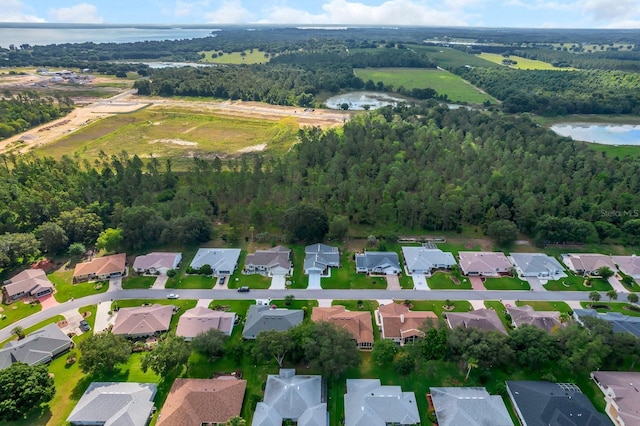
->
<box><xmin>0</xmin><ymin>92</ymin><xmax>74</xmax><ymax>138</ymax></box>
<box><xmin>1</xmin><ymin>104</ymin><xmax>639</xmax><ymax>271</ymax></box>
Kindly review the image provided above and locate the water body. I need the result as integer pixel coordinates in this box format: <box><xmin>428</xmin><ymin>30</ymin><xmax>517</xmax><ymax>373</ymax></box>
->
<box><xmin>550</xmin><ymin>123</ymin><xmax>640</xmax><ymax>146</ymax></box>
<box><xmin>130</xmin><ymin>62</ymin><xmax>217</xmax><ymax>69</ymax></box>
<box><xmin>0</xmin><ymin>25</ymin><xmax>218</xmax><ymax>48</ymax></box>
<box><xmin>325</xmin><ymin>91</ymin><xmax>408</xmax><ymax>110</ymax></box>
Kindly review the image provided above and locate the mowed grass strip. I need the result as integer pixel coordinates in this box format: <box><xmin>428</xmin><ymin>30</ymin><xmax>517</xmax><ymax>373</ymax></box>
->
<box><xmin>478</xmin><ymin>53</ymin><xmax>578</xmax><ymax>70</ymax></box>
<box><xmin>33</xmin><ymin>107</ymin><xmax>299</xmax><ymax>160</ymax></box>
<box><xmin>354</xmin><ymin>67</ymin><xmax>496</xmax><ymax>104</ymax></box>
<box><xmin>199</xmin><ymin>49</ymin><xmax>270</xmax><ymax>64</ymax></box>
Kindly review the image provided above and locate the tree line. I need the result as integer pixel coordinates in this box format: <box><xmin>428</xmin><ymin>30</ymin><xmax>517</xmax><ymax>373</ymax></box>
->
<box><xmin>0</xmin><ymin>92</ymin><xmax>73</xmax><ymax>139</ymax></box>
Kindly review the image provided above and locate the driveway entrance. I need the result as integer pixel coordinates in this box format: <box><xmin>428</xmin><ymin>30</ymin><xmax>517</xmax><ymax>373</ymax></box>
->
<box><xmin>308</xmin><ymin>273</ymin><xmax>322</xmax><ymax>290</ymax></box>
<box><xmin>270</xmin><ymin>274</ymin><xmax>286</xmax><ymax>290</ymax></box>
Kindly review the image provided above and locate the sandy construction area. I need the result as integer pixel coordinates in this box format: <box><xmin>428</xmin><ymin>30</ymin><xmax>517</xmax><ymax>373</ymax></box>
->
<box><xmin>0</xmin><ymin>90</ymin><xmax>351</xmax><ymax>155</ymax></box>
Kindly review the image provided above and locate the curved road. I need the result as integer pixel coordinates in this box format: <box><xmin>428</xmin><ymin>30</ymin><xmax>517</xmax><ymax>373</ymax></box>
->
<box><xmin>0</xmin><ymin>288</ymin><xmax>628</xmax><ymax>342</ymax></box>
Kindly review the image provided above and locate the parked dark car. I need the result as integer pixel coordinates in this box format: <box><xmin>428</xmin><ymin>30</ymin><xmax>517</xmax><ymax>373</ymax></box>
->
<box><xmin>237</xmin><ymin>286</ymin><xmax>250</xmax><ymax>292</ymax></box>
<box><xmin>79</xmin><ymin>320</ymin><xmax>91</xmax><ymax>332</ymax></box>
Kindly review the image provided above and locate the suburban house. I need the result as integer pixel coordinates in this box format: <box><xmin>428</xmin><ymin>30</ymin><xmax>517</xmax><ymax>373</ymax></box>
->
<box><xmin>344</xmin><ymin>379</ymin><xmax>420</xmax><ymax>426</ymax></box>
<box><xmin>458</xmin><ymin>252</ymin><xmax>511</xmax><ymax>276</ymax></box>
<box><xmin>509</xmin><ymin>253</ymin><xmax>565</xmax><ymax>278</ymax></box>
<box><xmin>132</xmin><ymin>252</ymin><xmax>182</xmax><ymax>275</ymax></box>
<box><xmin>2</xmin><ymin>269</ymin><xmax>54</xmax><ymax>303</ymax></box>
<box><xmin>591</xmin><ymin>371</ymin><xmax>640</xmax><ymax>426</ymax></box>
<box><xmin>375</xmin><ymin>302</ymin><xmax>438</xmax><ymax>346</ymax></box>
<box><xmin>176</xmin><ymin>306</ymin><xmax>236</xmax><ymax>341</ymax></box>
<box><xmin>402</xmin><ymin>244</ymin><xmax>456</xmax><ymax>276</ymax></box>
<box><xmin>242</xmin><ymin>305</ymin><xmax>304</xmax><ymax>339</ymax></box>
<box><xmin>561</xmin><ymin>253</ymin><xmax>617</xmax><ymax>276</ymax></box>
<box><xmin>446</xmin><ymin>309</ymin><xmax>508</xmax><ymax>335</ymax></box>
<box><xmin>189</xmin><ymin>248</ymin><xmax>241</xmax><ymax>275</ymax></box>
<box><xmin>429</xmin><ymin>387</ymin><xmax>512</xmax><ymax>426</ymax></box>
<box><xmin>612</xmin><ymin>255</ymin><xmax>640</xmax><ymax>280</ymax></box>
<box><xmin>506</xmin><ymin>305</ymin><xmax>563</xmax><ymax>333</ymax></box>
<box><xmin>355</xmin><ymin>251</ymin><xmax>401</xmax><ymax>275</ymax></box>
<box><xmin>252</xmin><ymin>369</ymin><xmax>327</xmax><ymax>426</ymax></box>
<box><xmin>311</xmin><ymin>306</ymin><xmax>374</xmax><ymax>350</ymax></box>
<box><xmin>304</xmin><ymin>243</ymin><xmax>340</xmax><ymax>275</ymax></box>
<box><xmin>0</xmin><ymin>323</ymin><xmax>72</xmax><ymax>370</ymax></box>
<box><xmin>506</xmin><ymin>381</ymin><xmax>611</xmax><ymax>426</ymax></box>
<box><xmin>574</xmin><ymin>309</ymin><xmax>640</xmax><ymax>338</ymax></box>
<box><xmin>157</xmin><ymin>377</ymin><xmax>246</xmax><ymax>426</ymax></box>
<box><xmin>112</xmin><ymin>304</ymin><xmax>174</xmax><ymax>338</ymax></box>
<box><xmin>244</xmin><ymin>246</ymin><xmax>292</xmax><ymax>276</ymax></box>
<box><xmin>67</xmin><ymin>382</ymin><xmax>157</xmax><ymax>426</ymax></box>
<box><xmin>73</xmin><ymin>253</ymin><xmax>126</xmax><ymax>283</ymax></box>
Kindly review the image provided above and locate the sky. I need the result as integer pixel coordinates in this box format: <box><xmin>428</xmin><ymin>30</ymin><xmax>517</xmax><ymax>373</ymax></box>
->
<box><xmin>3</xmin><ymin>0</ymin><xmax>640</xmax><ymax>29</ymax></box>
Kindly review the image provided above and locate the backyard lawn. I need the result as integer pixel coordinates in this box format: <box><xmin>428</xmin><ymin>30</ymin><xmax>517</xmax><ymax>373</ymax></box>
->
<box><xmin>483</xmin><ymin>276</ymin><xmax>530</xmax><ymax>291</ymax></box>
<box><xmin>48</xmin><ymin>269</ymin><xmax>109</xmax><ymax>302</ymax></box>
<box><xmin>322</xmin><ymin>250</ymin><xmax>386</xmax><ymax>289</ymax></box>
<box><xmin>122</xmin><ymin>275</ymin><xmax>156</xmax><ymax>289</ymax></box>
<box><xmin>544</xmin><ymin>275</ymin><xmax>612</xmax><ymax>291</ymax></box>
<box><xmin>427</xmin><ymin>271</ymin><xmax>472</xmax><ymax>290</ymax></box>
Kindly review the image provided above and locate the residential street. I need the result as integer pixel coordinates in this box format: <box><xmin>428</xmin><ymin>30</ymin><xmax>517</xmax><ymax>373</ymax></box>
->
<box><xmin>0</xmin><ymin>288</ymin><xmax>630</xmax><ymax>342</ymax></box>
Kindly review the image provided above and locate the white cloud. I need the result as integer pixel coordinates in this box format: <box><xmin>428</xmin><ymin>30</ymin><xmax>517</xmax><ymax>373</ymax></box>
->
<box><xmin>173</xmin><ymin>0</ymin><xmax>212</xmax><ymax>17</ymax></box>
<box><xmin>1</xmin><ymin>0</ymin><xmax>45</xmax><ymax>22</ymax></box>
<box><xmin>205</xmin><ymin>0</ymin><xmax>254</xmax><ymax>23</ymax></box>
<box><xmin>49</xmin><ymin>3</ymin><xmax>104</xmax><ymax>23</ymax></box>
<box><xmin>262</xmin><ymin>0</ymin><xmax>466</xmax><ymax>26</ymax></box>
<box><xmin>584</xmin><ymin>0</ymin><xmax>640</xmax><ymax>24</ymax></box>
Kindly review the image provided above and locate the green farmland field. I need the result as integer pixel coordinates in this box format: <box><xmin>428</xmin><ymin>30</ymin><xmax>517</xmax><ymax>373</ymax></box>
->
<box><xmin>32</xmin><ymin>106</ymin><xmax>299</xmax><ymax>162</ymax></box>
<box><xmin>354</xmin><ymin>67</ymin><xmax>496</xmax><ymax>104</ymax></box>
<box><xmin>410</xmin><ymin>45</ymin><xmax>501</xmax><ymax>69</ymax></box>
<box><xmin>478</xmin><ymin>53</ymin><xmax>577</xmax><ymax>70</ymax></box>
<box><xmin>199</xmin><ymin>49</ymin><xmax>270</xmax><ymax>64</ymax></box>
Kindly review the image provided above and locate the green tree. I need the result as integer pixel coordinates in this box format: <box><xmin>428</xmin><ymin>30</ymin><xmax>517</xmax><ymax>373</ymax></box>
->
<box><xmin>166</xmin><ymin>212</ymin><xmax>212</xmax><ymax>245</ymax></box>
<box><xmin>0</xmin><ymin>232</ymin><xmax>40</xmax><ymax>268</ymax></box>
<box><xmin>95</xmin><ymin>228</ymin><xmax>123</xmax><ymax>253</ymax></box>
<box><xmin>589</xmin><ymin>291</ymin><xmax>601</xmax><ymax>305</ymax></box>
<box><xmin>628</xmin><ymin>293</ymin><xmax>639</xmax><ymax>304</ymax></box>
<box><xmin>598</xmin><ymin>266</ymin><xmax>615</xmax><ymax>280</ymax></box>
<box><xmin>119</xmin><ymin>205</ymin><xmax>167</xmax><ymax>250</ymax></box>
<box><xmin>191</xmin><ymin>328</ymin><xmax>227</xmax><ymax>361</ymax></box>
<box><xmin>280</xmin><ymin>204</ymin><xmax>329</xmax><ymax>242</ymax></box>
<box><xmin>226</xmin><ymin>417</ymin><xmax>246</xmax><ymax>426</ymax></box>
<box><xmin>199</xmin><ymin>264</ymin><xmax>213</xmax><ymax>276</ymax></box>
<box><xmin>509</xmin><ymin>325</ymin><xmax>559</xmax><ymax>369</ymax></box>
<box><xmin>486</xmin><ymin>219</ymin><xmax>519</xmax><ymax>246</ymax></box>
<box><xmin>0</xmin><ymin>363</ymin><xmax>55</xmax><ymax>421</ymax></box>
<box><xmin>394</xmin><ymin>352</ymin><xmax>415</xmax><ymax>376</ymax></box>
<box><xmin>11</xmin><ymin>326</ymin><xmax>25</xmax><ymax>340</ymax></box>
<box><xmin>67</xmin><ymin>242</ymin><xmax>86</xmax><ymax>257</ymax></box>
<box><xmin>35</xmin><ymin>222</ymin><xmax>68</xmax><ymax>254</ymax></box>
<box><xmin>328</xmin><ymin>215</ymin><xmax>349</xmax><ymax>241</ymax></box>
<box><xmin>141</xmin><ymin>334</ymin><xmax>190</xmax><ymax>376</ymax></box>
<box><xmin>621</xmin><ymin>275</ymin><xmax>635</xmax><ymax>287</ymax></box>
<box><xmin>465</xmin><ymin>356</ymin><xmax>479</xmax><ymax>381</ymax></box>
<box><xmin>421</xmin><ymin>325</ymin><xmax>448</xmax><ymax>360</ymax></box>
<box><xmin>607</xmin><ymin>289</ymin><xmax>618</xmax><ymax>302</ymax></box>
<box><xmin>303</xmin><ymin>321</ymin><xmax>359</xmax><ymax>378</ymax></box>
<box><xmin>78</xmin><ymin>333</ymin><xmax>131</xmax><ymax>375</ymax></box>
<box><xmin>252</xmin><ymin>330</ymin><xmax>292</xmax><ymax>367</ymax></box>
<box><xmin>56</xmin><ymin>207</ymin><xmax>103</xmax><ymax>245</ymax></box>
<box><xmin>284</xmin><ymin>294</ymin><xmax>295</xmax><ymax>306</ymax></box>
<box><xmin>371</xmin><ymin>338</ymin><xmax>398</xmax><ymax>365</ymax></box>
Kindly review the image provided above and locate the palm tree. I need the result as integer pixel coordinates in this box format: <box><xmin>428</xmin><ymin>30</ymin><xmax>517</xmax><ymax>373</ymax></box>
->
<box><xmin>589</xmin><ymin>291</ymin><xmax>601</xmax><ymax>306</ymax></box>
<box><xmin>559</xmin><ymin>312</ymin><xmax>571</xmax><ymax>323</ymax></box>
<box><xmin>11</xmin><ymin>326</ymin><xmax>25</xmax><ymax>340</ymax></box>
<box><xmin>606</xmin><ymin>289</ymin><xmax>618</xmax><ymax>302</ymax></box>
<box><xmin>465</xmin><ymin>357</ymin><xmax>478</xmax><ymax>381</ymax></box>
<box><xmin>226</xmin><ymin>416</ymin><xmax>246</xmax><ymax>426</ymax></box>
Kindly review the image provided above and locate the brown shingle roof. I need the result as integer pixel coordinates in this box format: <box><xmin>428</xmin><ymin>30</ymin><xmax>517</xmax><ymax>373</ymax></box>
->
<box><xmin>157</xmin><ymin>378</ymin><xmax>246</xmax><ymax>426</ymax></box>
<box><xmin>446</xmin><ymin>309</ymin><xmax>508</xmax><ymax>335</ymax></box>
<box><xmin>506</xmin><ymin>305</ymin><xmax>563</xmax><ymax>333</ymax></box>
<box><xmin>311</xmin><ymin>306</ymin><xmax>373</xmax><ymax>345</ymax></box>
<box><xmin>378</xmin><ymin>303</ymin><xmax>438</xmax><ymax>340</ymax></box>
<box><xmin>111</xmin><ymin>304</ymin><xmax>174</xmax><ymax>336</ymax></box>
<box><xmin>3</xmin><ymin>269</ymin><xmax>53</xmax><ymax>298</ymax></box>
<box><xmin>176</xmin><ymin>307</ymin><xmax>235</xmax><ymax>338</ymax></box>
<box><xmin>73</xmin><ymin>253</ymin><xmax>126</xmax><ymax>278</ymax></box>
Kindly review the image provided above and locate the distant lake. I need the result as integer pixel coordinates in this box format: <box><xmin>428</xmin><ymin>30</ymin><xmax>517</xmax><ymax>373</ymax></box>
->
<box><xmin>550</xmin><ymin>123</ymin><xmax>640</xmax><ymax>146</ymax></box>
<box><xmin>325</xmin><ymin>91</ymin><xmax>407</xmax><ymax>110</ymax></box>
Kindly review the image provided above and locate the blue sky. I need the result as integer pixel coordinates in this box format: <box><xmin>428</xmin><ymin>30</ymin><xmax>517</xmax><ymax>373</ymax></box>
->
<box><xmin>4</xmin><ymin>0</ymin><xmax>640</xmax><ymax>28</ymax></box>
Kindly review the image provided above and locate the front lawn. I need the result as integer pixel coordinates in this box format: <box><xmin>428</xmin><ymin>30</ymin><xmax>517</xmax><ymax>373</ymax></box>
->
<box><xmin>404</xmin><ymin>300</ymin><xmax>473</xmax><ymax>319</ymax></box>
<box><xmin>544</xmin><ymin>275</ymin><xmax>612</xmax><ymax>291</ymax></box>
<box><xmin>514</xmin><ymin>300</ymin><xmax>573</xmax><ymax>313</ymax></box>
<box><xmin>270</xmin><ymin>299</ymin><xmax>318</xmax><ymax>319</ymax></box>
<box><xmin>122</xmin><ymin>275</ymin><xmax>156</xmax><ymax>289</ymax></box>
<box><xmin>0</xmin><ymin>300</ymin><xmax>42</xmax><ymax>331</ymax></box>
<box><xmin>208</xmin><ymin>299</ymin><xmax>256</xmax><ymax>317</ymax></box>
<box><xmin>173</xmin><ymin>274</ymin><xmax>215</xmax><ymax>289</ymax></box>
<box><xmin>0</xmin><ymin>314</ymin><xmax>64</xmax><ymax>346</ymax></box>
<box><xmin>111</xmin><ymin>299</ymin><xmax>197</xmax><ymax>331</ymax></box>
<box><xmin>427</xmin><ymin>271</ymin><xmax>472</xmax><ymax>290</ymax></box>
<box><xmin>483</xmin><ymin>276</ymin><xmax>530</xmax><ymax>290</ymax></box>
<box><xmin>289</xmin><ymin>245</ymin><xmax>308</xmax><ymax>289</ymax></box>
<box><xmin>579</xmin><ymin>301</ymin><xmax>640</xmax><ymax>317</ymax></box>
<box><xmin>48</xmin><ymin>269</ymin><xmax>109</xmax><ymax>302</ymax></box>
<box><xmin>322</xmin><ymin>250</ymin><xmax>386</xmax><ymax>289</ymax></box>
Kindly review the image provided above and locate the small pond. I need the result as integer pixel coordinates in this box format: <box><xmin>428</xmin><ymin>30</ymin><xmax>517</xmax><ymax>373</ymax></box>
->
<box><xmin>324</xmin><ymin>91</ymin><xmax>407</xmax><ymax>110</ymax></box>
<box><xmin>550</xmin><ymin>123</ymin><xmax>640</xmax><ymax>146</ymax></box>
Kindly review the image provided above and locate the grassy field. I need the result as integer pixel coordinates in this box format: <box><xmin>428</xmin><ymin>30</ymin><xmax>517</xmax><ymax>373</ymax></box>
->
<box><xmin>0</xmin><ymin>300</ymin><xmax>42</xmax><ymax>331</ymax></box>
<box><xmin>544</xmin><ymin>275</ymin><xmax>612</xmax><ymax>291</ymax></box>
<box><xmin>199</xmin><ymin>49</ymin><xmax>270</xmax><ymax>64</ymax></box>
<box><xmin>122</xmin><ymin>275</ymin><xmax>156</xmax><ymax>289</ymax></box>
<box><xmin>33</xmin><ymin>107</ymin><xmax>299</xmax><ymax>161</ymax></box>
<box><xmin>354</xmin><ymin>67</ymin><xmax>496</xmax><ymax>104</ymax></box>
<box><xmin>406</xmin><ymin>300</ymin><xmax>473</xmax><ymax>319</ymax></box>
<box><xmin>515</xmin><ymin>300</ymin><xmax>573</xmax><ymax>313</ymax></box>
<box><xmin>478</xmin><ymin>53</ymin><xmax>577</xmax><ymax>70</ymax></box>
<box><xmin>322</xmin><ymin>250</ymin><xmax>386</xmax><ymax>289</ymax></box>
<box><xmin>427</xmin><ymin>271</ymin><xmax>472</xmax><ymax>290</ymax></box>
<box><xmin>483</xmin><ymin>276</ymin><xmax>530</xmax><ymax>290</ymax></box>
<box><xmin>580</xmin><ymin>301</ymin><xmax>640</xmax><ymax>317</ymax></box>
<box><xmin>408</xmin><ymin>45</ymin><xmax>501</xmax><ymax>69</ymax></box>
<box><xmin>48</xmin><ymin>269</ymin><xmax>109</xmax><ymax>302</ymax></box>
<box><xmin>175</xmin><ymin>274</ymin><xmax>215</xmax><ymax>289</ymax></box>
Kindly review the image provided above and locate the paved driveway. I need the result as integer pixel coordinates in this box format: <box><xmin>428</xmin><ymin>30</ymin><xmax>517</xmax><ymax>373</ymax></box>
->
<box><xmin>386</xmin><ymin>275</ymin><xmax>401</xmax><ymax>290</ymax></box>
<box><xmin>412</xmin><ymin>275</ymin><xmax>430</xmax><ymax>291</ymax></box>
<box><xmin>469</xmin><ymin>276</ymin><xmax>486</xmax><ymax>290</ymax></box>
<box><xmin>60</xmin><ymin>308</ymin><xmax>85</xmax><ymax>335</ymax></box>
<box><xmin>94</xmin><ymin>301</ymin><xmax>116</xmax><ymax>333</ymax></box>
<box><xmin>270</xmin><ymin>274</ymin><xmax>286</xmax><ymax>290</ymax></box>
<box><xmin>108</xmin><ymin>276</ymin><xmax>122</xmax><ymax>292</ymax></box>
<box><xmin>151</xmin><ymin>274</ymin><xmax>167</xmax><ymax>289</ymax></box>
<box><xmin>39</xmin><ymin>294</ymin><xmax>60</xmax><ymax>310</ymax></box>
<box><xmin>608</xmin><ymin>276</ymin><xmax>629</xmax><ymax>293</ymax></box>
<box><xmin>525</xmin><ymin>277</ymin><xmax>547</xmax><ymax>292</ymax></box>
<box><xmin>308</xmin><ymin>273</ymin><xmax>322</xmax><ymax>290</ymax></box>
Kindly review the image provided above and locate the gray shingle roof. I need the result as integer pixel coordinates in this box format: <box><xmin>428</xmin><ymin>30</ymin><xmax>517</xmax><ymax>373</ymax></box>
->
<box><xmin>510</xmin><ymin>253</ymin><xmax>564</xmax><ymax>276</ymax></box>
<box><xmin>506</xmin><ymin>305</ymin><xmax>563</xmax><ymax>332</ymax></box>
<box><xmin>446</xmin><ymin>309</ymin><xmax>508</xmax><ymax>335</ymax></box>
<box><xmin>304</xmin><ymin>244</ymin><xmax>339</xmax><ymax>273</ymax></box>
<box><xmin>344</xmin><ymin>379</ymin><xmax>420</xmax><ymax>426</ymax></box>
<box><xmin>402</xmin><ymin>247</ymin><xmax>456</xmax><ymax>273</ymax></box>
<box><xmin>430</xmin><ymin>387</ymin><xmax>512</xmax><ymax>426</ymax></box>
<box><xmin>242</xmin><ymin>305</ymin><xmax>303</xmax><ymax>339</ymax></box>
<box><xmin>189</xmin><ymin>248</ymin><xmax>241</xmax><ymax>273</ymax></box>
<box><xmin>574</xmin><ymin>309</ymin><xmax>640</xmax><ymax>337</ymax></box>
<box><xmin>355</xmin><ymin>251</ymin><xmax>401</xmax><ymax>273</ymax></box>
<box><xmin>0</xmin><ymin>323</ymin><xmax>72</xmax><ymax>370</ymax></box>
<box><xmin>245</xmin><ymin>246</ymin><xmax>291</xmax><ymax>271</ymax></box>
<box><xmin>67</xmin><ymin>382</ymin><xmax>157</xmax><ymax>426</ymax></box>
<box><xmin>506</xmin><ymin>381</ymin><xmax>611</xmax><ymax>426</ymax></box>
<box><xmin>132</xmin><ymin>252</ymin><xmax>181</xmax><ymax>271</ymax></box>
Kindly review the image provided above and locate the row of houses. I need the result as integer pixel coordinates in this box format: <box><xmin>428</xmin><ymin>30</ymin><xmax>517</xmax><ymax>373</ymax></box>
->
<box><xmin>65</xmin><ymin>369</ymin><xmax>636</xmax><ymax>426</ymax></box>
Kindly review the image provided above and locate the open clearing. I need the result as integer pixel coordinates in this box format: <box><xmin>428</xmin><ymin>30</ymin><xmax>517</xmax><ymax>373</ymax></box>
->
<box><xmin>478</xmin><ymin>53</ymin><xmax>577</xmax><ymax>70</ymax></box>
<box><xmin>199</xmin><ymin>49</ymin><xmax>270</xmax><ymax>64</ymax></box>
<box><xmin>410</xmin><ymin>45</ymin><xmax>501</xmax><ymax>69</ymax></box>
<box><xmin>354</xmin><ymin>67</ymin><xmax>496</xmax><ymax>104</ymax></box>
